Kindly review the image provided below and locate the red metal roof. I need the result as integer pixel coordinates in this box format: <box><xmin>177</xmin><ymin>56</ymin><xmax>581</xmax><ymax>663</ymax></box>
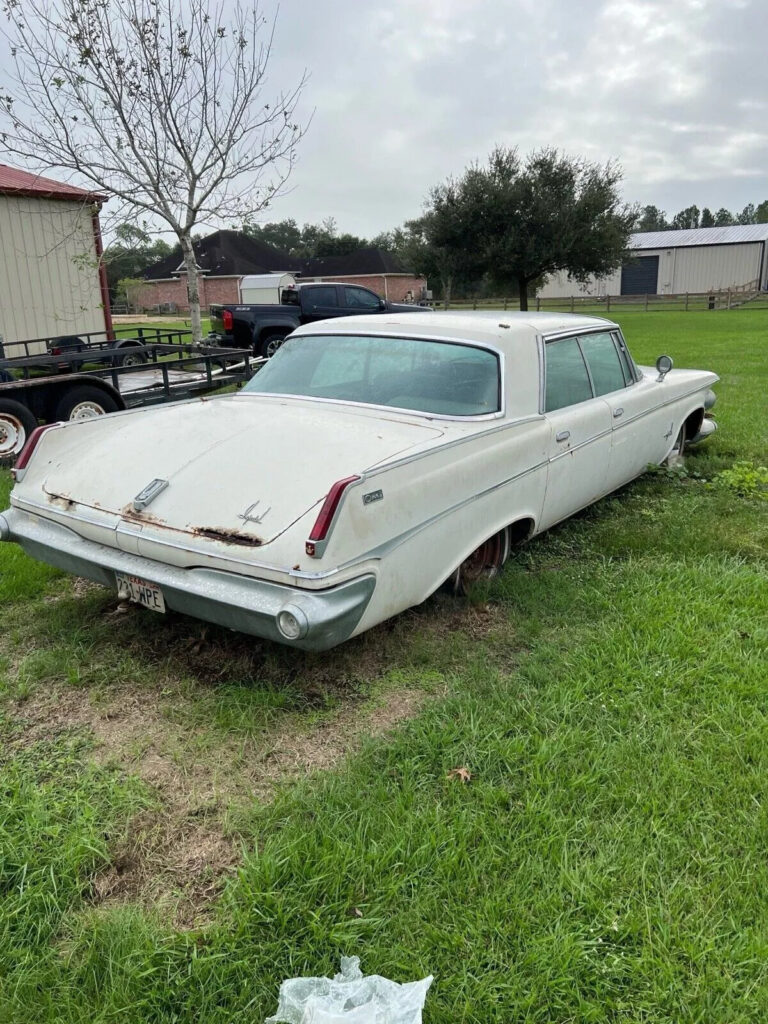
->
<box><xmin>0</xmin><ymin>164</ymin><xmax>106</xmax><ymax>203</ymax></box>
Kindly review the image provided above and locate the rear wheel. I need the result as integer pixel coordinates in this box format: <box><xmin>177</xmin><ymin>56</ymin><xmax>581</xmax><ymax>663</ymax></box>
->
<box><xmin>260</xmin><ymin>333</ymin><xmax>287</xmax><ymax>358</ymax></box>
<box><xmin>55</xmin><ymin>386</ymin><xmax>120</xmax><ymax>422</ymax></box>
<box><xmin>0</xmin><ymin>399</ymin><xmax>37</xmax><ymax>467</ymax></box>
<box><xmin>450</xmin><ymin>527</ymin><xmax>511</xmax><ymax>596</ymax></box>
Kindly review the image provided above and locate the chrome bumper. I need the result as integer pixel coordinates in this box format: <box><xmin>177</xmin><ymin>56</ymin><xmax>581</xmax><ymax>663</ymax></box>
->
<box><xmin>0</xmin><ymin>507</ymin><xmax>375</xmax><ymax>651</ymax></box>
<box><xmin>688</xmin><ymin>417</ymin><xmax>718</xmax><ymax>446</ymax></box>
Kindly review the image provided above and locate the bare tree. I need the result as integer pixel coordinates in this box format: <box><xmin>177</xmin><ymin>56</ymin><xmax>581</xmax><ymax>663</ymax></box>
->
<box><xmin>0</xmin><ymin>0</ymin><xmax>306</xmax><ymax>341</ymax></box>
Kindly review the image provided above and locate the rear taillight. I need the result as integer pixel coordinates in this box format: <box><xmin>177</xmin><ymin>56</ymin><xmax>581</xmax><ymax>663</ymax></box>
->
<box><xmin>222</xmin><ymin>310</ymin><xmax>233</xmax><ymax>331</ymax></box>
<box><xmin>305</xmin><ymin>475</ymin><xmax>360</xmax><ymax>557</ymax></box>
<box><xmin>12</xmin><ymin>423</ymin><xmax>55</xmax><ymax>480</ymax></box>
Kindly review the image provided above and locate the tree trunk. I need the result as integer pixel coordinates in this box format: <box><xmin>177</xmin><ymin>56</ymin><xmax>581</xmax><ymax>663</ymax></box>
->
<box><xmin>518</xmin><ymin>277</ymin><xmax>529</xmax><ymax>311</ymax></box>
<box><xmin>179</xmin><ymin>233</ymin><xmax>203</xmax><ymax>343</ymax></box>
<box><xmin>442</xmin><ymin>275</ymin><xmax>452</xmax><ymax>310</ymax></box>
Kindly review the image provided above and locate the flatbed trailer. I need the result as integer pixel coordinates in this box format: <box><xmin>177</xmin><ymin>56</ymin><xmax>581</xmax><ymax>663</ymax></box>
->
<box><xmin>0</xmin><ymin>338</ymin><xmax>258</xmax><ymax>466</ymax></box>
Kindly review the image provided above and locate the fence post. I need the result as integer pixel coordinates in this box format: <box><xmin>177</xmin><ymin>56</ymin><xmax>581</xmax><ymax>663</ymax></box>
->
<box><xmin>727</xmin><ymin>288</ymin><xmax>732</xmax><ymax>309</ymax></box>
<box><xmin>606</xmin><ymin>294</ymin><xmax>611</xmax><ymax>312</ymax></box>
<box><xmin>685</xmin><ymin>292</ymin><xmax>689</xmax><ymax>312</ymax></box>
<box><xmin>472</xmin><ymin>298</ymin><xmax>477</xmax><ymax>310</ymax></box>
<box><xmin>570</xmin><ymin>295</ymin><xmax>575</xmax><ymax>313</ymax></box>
<box><xmin>644</xmin><ymin>294</ymin><xmax>649</xmax><ymax>312</ymax></box>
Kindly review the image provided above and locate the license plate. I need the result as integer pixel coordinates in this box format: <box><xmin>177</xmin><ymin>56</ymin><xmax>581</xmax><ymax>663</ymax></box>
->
<box><xmin>115</xmin><ymin>572</ymin><xmax>166</xmax><ymax>613</ymax></box>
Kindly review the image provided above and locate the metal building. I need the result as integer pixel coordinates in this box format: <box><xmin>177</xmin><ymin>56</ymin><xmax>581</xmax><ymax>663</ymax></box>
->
<box><xmin>538</xmin><ymin>225</ymin><xmax>768</xmax><ymax>298</ymax></box>
<box><xmin>0</xmin><ymin>165</ymin><xmax>111</xmax><ymax>353</ymax></box>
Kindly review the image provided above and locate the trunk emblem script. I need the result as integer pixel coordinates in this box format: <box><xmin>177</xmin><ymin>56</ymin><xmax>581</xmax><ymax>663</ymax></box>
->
<box><xmin>238</xmin><ymin>501</ymin><xmax>271</xmax><ymax>525</ymax></box>
<box><xmin>133</xmin><ymin>478</ymin><xmax>169</xmax><ymax>512</ymax></box>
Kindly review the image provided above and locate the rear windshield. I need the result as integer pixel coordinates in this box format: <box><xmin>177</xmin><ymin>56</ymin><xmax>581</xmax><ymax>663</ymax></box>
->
<box><xmin>243</xmin><ymin>333</ymin><xmax>501</xmax><ymax>416</ymax></box>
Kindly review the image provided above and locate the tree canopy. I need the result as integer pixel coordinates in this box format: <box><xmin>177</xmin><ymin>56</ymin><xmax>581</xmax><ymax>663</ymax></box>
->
<box><xmin>415</xmin><ymin>147</ymin><xmax>635</xmax><ymax>310</ymax></box>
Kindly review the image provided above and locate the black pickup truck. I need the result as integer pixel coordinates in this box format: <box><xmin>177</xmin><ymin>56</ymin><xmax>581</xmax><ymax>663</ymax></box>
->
<box><xmin>209</xmin><ymin>282</ymin><xmax>428</xmax><ymax>357</ymax></box>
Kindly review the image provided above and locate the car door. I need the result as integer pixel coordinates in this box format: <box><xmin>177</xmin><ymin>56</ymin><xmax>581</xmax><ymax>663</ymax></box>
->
<box><xmin>301</xmin><ymin>285</ymin><xmax>342</xmax><ymax>322</ymax></box>
<box><xmin>584</xmin><ymin>330</ymin><xmax>676</xmax><ymax>487</ymax></box>
<box><xmin>539</xmin><ymin>335</ymin><xmax>613</xmax><ymax>531</ymax></box>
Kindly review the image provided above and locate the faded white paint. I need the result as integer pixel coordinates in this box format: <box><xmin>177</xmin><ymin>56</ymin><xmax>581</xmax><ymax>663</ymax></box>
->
<box><xmin>0</xmin><ymin>195</ymin><xmax>105</xmax><ymax>353</ymax></box>
<box><xmin>6</xmin><ymin>311</ymin><xmax>718</xmax><ymax>648</ymax></box>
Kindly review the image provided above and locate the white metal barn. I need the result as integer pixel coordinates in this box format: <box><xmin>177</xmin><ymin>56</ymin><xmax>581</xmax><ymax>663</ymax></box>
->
<box><xmin>0</xmin><ymin>165</ymin><xmax>111</xmax><ymax>354</ymax></box>
<box><xmin>538</xmin><ymin>225</ymin><xmax>768</xmax><ymax>298</ymax></box>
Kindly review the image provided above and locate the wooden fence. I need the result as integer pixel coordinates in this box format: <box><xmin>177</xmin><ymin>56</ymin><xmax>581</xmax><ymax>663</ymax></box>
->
<box><xmin>441</xmin><ymin>279</ymin><xmax>767</xmax><ymax>314</ymax></box>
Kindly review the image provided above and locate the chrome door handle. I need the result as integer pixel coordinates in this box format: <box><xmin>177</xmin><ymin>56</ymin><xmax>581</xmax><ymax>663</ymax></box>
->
<box><xmin>613</xmin><ymin>407</ymin><xmax>624</xmax><ymax>418</ymax></box>
<box><xmin>555</xmin><ymin>430</ymin><xmax>570</xmax><ymax>442</ymax></box>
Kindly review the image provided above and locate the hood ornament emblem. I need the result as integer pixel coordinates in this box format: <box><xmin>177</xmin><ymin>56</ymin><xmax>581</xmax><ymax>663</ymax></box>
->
<box><xmin>238</xmin><ymin>501</ymin><xmax>271</xmax><ymax>525</ymax></box>
<box><xmin>133</xmin><ymin>478</ymin><xmax>169</xmax><ymax>512</ymax></box>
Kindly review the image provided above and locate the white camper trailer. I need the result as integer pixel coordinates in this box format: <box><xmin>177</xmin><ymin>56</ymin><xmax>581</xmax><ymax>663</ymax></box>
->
<box><xmin>239</xmin><ymin>273</ymin><xmax>297</xmax><ymax>305</ymax></box>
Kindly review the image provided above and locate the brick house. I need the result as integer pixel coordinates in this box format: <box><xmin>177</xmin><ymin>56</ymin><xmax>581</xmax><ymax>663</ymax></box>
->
<box><xmin>138</xmin><ymin>229</ymin><xmax>426</xmax><ymax>311</ymax></box>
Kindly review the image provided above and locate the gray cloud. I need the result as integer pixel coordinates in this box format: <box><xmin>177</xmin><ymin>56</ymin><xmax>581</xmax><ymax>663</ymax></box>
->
<box><xmin>1</xmin><ymin>0</ymin><xmax>765</xmax><ymax>234</ymax></box>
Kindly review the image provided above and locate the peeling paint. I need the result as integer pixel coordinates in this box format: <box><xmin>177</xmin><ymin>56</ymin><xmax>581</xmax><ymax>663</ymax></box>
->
<box><xmin>191</xmin><ymin>526</ymin><xmax>263</xmax><ymax>547</ymax></box>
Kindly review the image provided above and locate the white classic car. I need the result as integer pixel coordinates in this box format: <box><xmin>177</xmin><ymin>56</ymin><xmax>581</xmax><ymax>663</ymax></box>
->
<box><xmin>0</xmin><ymin>312</ymin><xmax>718</xmax><ymax>650</ymax></box>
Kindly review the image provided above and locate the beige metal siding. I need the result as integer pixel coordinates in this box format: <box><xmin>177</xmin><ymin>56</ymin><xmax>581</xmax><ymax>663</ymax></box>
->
<box><xmin>0</xmin><ymin>195</ymin><xmax>105</xmax><ymax>354</ymax></box>
<box><xmin>538</xmin><ymin>242</ymin><xmax>764</xmax><ymax>298</ymax></box>
<box><xmin>661</xmin><ymin>242</ymin><xmax>763</xmax><ymax>292</ymax></box>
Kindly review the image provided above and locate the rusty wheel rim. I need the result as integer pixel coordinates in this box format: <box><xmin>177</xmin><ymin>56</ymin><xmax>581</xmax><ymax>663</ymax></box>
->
<box><xmin>455</xmin><ymin>528</ymin><xmax>509</xmax><ymax>594</ymax></box>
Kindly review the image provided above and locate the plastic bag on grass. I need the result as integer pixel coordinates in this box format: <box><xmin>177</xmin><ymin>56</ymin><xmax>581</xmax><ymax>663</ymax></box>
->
<box><xmin>265</xmin><ymin>956</ymin><xmax>433</xmax><ymax>1024</ymax></box>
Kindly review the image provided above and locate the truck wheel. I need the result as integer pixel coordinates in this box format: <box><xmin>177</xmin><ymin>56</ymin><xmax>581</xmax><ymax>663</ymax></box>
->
<box><xmin>0</xmin><ymin>399</ymin><xmax>37</xmax><ymax>467</ymax></box>
<box><xmin>260</xmin><ymin>333</ymin><xmax>287</xmax><ymax>358</ymax></box>
<box><xmin>113</xmin><ymin>346</ymin><xmax>147</xmax><ymax>367</ymax></box>
<box><xmin>55</xmin><ymin>386</ymin><xmax>120</xmax><ymax>422</ymax></box>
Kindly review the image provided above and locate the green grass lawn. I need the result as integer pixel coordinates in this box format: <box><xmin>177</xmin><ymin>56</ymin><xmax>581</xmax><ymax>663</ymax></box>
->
<box><xmin>1</xmin><ymin>310</ymin><xmax>767</xmax><ymax>1022</ymax></box>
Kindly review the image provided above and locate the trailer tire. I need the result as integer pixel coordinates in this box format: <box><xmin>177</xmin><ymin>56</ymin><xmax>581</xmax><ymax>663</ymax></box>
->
<box><xmin>113</xmin><ymin>346</ymin><xmax>147</xmax><ymax>367</ymax></box>
<box><xmin>0</xmin><ymin>399</ymin><xmax>37</xmax><ymax>467</ymax></box>
<box><xmin>55</xmin><ymin>385</ymin><xmax>120</xmax><ymax>422</ymax></box>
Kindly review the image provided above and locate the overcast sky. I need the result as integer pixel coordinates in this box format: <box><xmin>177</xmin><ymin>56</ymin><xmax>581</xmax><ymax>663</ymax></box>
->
<box><xmin>266</xmin><ymin>0</ymin><xmax>768</xmax><ymax>235</ymax></box>
<box><xmin>2</xmin><ymin>0</ymin><xmax>766</xmax><ymax>237</ymax></box>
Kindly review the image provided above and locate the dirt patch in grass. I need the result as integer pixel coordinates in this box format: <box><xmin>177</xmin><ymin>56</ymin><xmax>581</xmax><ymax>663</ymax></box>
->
<box><xmin>10</xmin><ymin>678</ymin><xmax>430</xmax><ymax>927</ymax></box>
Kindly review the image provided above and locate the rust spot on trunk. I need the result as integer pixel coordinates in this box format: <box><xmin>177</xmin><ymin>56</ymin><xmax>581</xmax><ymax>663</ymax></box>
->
<box><xmin>191</xmin><ymin>526</ymin><xmax>262</xmax><ymax>547</ymax></box>
<box><xmin>121</xmin><ymin>504</ymin><xmax>166</xmax><ymax>526</ymax></box>
<box><xmin>47</xmin><ymin>492</ymin><xmax>76</xmax><ymax>510</ymax></box>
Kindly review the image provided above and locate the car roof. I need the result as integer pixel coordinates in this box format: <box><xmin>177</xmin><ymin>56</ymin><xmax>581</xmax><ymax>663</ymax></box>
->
<box><xmin>292</xmin><ymin>310</ymin><xmax>618</xmax><ymax>346</ymax></box>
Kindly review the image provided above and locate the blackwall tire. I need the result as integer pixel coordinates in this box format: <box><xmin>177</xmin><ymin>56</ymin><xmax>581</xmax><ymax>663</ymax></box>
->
<box><xmin>0</xmin><ymin>399</ymin><xmax>37</xmax><ymax>467</ymax></box>
<box><xmin>54</xmin><ymin>386</ymin><xmax>120</xmax><ymax>422</ymax></box>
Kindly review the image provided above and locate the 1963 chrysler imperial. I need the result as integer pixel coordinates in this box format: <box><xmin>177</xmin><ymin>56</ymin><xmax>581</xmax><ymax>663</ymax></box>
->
<box><xmin>0</xmin><ymin>312</ymin><xmax>718</xmax><ymax>650</ymax></box>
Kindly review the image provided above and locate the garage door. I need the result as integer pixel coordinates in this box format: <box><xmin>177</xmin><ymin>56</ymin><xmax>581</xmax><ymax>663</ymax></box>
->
<box><xmin>620</xmin><ymin>255</ymin><xmax>659</xmax><ymax>295</ymax></box>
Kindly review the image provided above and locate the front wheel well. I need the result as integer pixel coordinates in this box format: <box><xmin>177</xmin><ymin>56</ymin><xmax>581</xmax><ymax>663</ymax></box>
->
<box><xmin>683</xmin><ymin>408</ymin><xmax>704</xmax><ymax>440</ymax></box>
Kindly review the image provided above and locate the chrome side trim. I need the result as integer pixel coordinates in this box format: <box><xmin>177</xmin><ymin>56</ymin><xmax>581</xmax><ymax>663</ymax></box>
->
<box><xmin>549</xmin><ymin>427</ymin><xmax>613</xmax><ymax>461</ymax></box>
<box><xmin>610</xmin><ymin>384</ymin><xmax>713</xmax><ymax>432</ymax></box>
<box><xmin>336</xmin><ymin>458</ymin><xmax>549</xmax><ymax>567</ymax></box>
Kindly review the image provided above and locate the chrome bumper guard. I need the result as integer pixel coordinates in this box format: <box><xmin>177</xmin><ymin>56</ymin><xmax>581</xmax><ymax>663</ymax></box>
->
<box><xmin>689</xmin><ymin>417</ymin><xmax>717</xmax><ymax>446</ymax></box>
<box><xmin>0</xmin><ymin>508</ymin><xmax>375</xmax><ymax>651</ymax></box>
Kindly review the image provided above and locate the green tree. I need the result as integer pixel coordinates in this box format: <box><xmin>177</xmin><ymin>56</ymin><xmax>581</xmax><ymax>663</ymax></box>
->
<box><xmin>422</xmin><ymin>147</ymin><xmax>634</xmax><ymax>310</ymax></box>
<box><xmin>738</xmin><ymin>203</ymin><xmax>757</xmax><ymax>225</ymax></box>
<box><xmin>671</xmin><ymin>206</ymin><xmax>700</xmax><ymax>230</ymax></box>
<box><xmin>714</xmin><ymin>208</ymin><xmax>735</xmax><ymax>226</ymax></box>
<box><xmin>637</xmin><ymin>205</ymin><xmax>669</xmax><ymax>231</ymax></box>
<box><xmin>755</xmin><ymin>200</ymin><xmax>768</xmax><ymax>223</ymax></box>
<box><xmin>700</xmin><ymin>208</ymin><xmax>715</xmax><ymax>228</ymax></box>
<box><xmin>103</xmin><ymin>224</ymin><xmax>173</xmax><ymax>300</ymax></box>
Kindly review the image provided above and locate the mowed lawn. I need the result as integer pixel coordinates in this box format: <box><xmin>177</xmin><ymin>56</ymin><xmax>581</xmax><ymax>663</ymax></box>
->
<box><xmin>1</xmin><ymin>310</ymin><xmax>767</xmax><ymax>1023</ymax></box>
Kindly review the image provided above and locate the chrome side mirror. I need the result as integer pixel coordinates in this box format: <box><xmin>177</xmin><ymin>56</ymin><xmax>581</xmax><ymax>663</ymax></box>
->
<box><xmin>656</xmin><ymin>354</ymin><xmax>673</xmax><ymax>381</ymax></box>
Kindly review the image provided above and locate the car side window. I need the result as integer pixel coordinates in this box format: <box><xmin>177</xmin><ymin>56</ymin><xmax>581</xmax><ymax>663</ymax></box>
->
<box><xmin>344</xmin><ymin>286</ymin><xmax>380</xmax><ymax>310</ymax></box>
<box><xmin>545</xmin><ymin>337</ymin><xmax>593</xmax><ymax>411</ymax></box>
<box><xmin>306</xmin><ymin>286</ymin><xmax>337</xmax><ymax>307</ymax></box>
<box><xmin>578</xmin><ymin>332</ymin><xmax>627</xmax><ymax>396</ymax></box>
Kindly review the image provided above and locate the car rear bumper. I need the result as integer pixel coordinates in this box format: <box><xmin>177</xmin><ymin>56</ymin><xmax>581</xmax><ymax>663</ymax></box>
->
<box><xmin>0</xmin><ymin>507</ymin><xmax>375</xmax><ymax>651</ymax></box>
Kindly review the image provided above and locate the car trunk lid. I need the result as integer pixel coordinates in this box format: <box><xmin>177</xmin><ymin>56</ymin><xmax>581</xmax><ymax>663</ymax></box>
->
<box><xmin>41</xmin><ymin>397</ymin><xmax>444</xmax><ymax>546</ymax></box>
